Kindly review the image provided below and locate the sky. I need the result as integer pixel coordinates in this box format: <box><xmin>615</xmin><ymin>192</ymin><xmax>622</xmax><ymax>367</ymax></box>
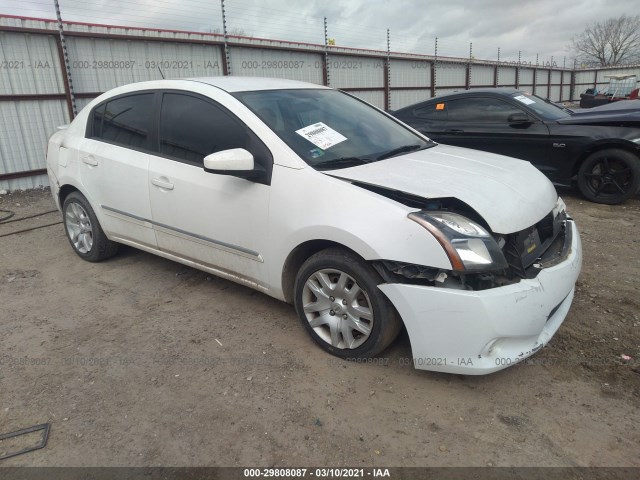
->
<box><xmin>0</xmin><ymin>0</ymin><xmax>636</xmax><ymax>64</ymax></box>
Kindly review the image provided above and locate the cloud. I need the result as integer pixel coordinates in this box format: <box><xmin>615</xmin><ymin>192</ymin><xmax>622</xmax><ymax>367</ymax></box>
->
<box><xmin>0</xmin><ymin>0</ymin><xmax>636</xmax><ymax>63</ymax></box>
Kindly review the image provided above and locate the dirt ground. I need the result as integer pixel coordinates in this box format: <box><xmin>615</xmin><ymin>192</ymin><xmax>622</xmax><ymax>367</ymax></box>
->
<box><xmin>0</xmin><ymin>187</ymin><xmax>638</xmax><ymax>467</ymax></box>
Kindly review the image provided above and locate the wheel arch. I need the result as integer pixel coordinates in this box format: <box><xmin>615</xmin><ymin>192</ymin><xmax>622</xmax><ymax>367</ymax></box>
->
<box><xmin>281</xmin><ymin>240</ymin><xmax>365</xmax><ymax>304</ymax></box>
<box><xmin>572</xmin><ymin>140</ymin><xmax>640</xmax><ymax>177</ymax></box>
<box><xmin>59</xmin><ymin>183</ymin><xmax>81</xmax><ymax>206</ymax></box>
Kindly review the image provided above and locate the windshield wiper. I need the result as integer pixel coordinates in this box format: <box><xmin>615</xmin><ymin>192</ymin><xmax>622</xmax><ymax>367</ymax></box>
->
<box><xmin>377</xmin><ymin>144</ymin><xmax>426</xmax><ymax>160</ymax></box>
<box><xmin>314</xmin><ymin>157</ymin><xmax>372</xmax><ymax>170</ymax></box>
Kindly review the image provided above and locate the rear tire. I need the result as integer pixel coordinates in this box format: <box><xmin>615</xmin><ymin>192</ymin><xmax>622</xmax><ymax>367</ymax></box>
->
<box><xmin>577</xmin><ymin>149</ymin><xmax>640</xmax><ymax>204</ymax></box>
<box><xmin>294</xmin><ymin>247</ymin><xmax>402</xmax><ymax>359</ymax></box>
<box><xmin>62</xmin><ymin>192</ymin><xmax>118</xmax><ymax>262</ymax></box>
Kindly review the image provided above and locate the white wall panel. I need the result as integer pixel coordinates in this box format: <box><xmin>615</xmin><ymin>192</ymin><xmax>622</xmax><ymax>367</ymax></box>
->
<box><xmin>499</xmin><ymin>66</ymin><xmax>516</xmax><ymax>86</ymax></box>
<box><xmin>389</xmin><ymin>89</ymin><xmax>432</xmax><ymax>110</ymax></box>
<box><xmin>391</xmin><ymin>59</ymin><xmax>431</xmax><ymax>88</ymax></box>
<box><xmin>329</xmin><ymin>55</ymin><xmax>384</xmax><ymax>89</ymax></box>
<box><xmin>0</xmin><ymin>32</ymin><xmax>65</xmax><ymax>95</ymax></box>
<box><xmin>435</xmin><ymin>63</ymin><xmax>466</xmax><ymax>87</ymax></box>
<box><xmin>0</xmin><ymin>100</ymin><xmax>68</xmax><ymax>190</ymax></box>
<box><xmin>66</xmin><ymin>37</ymin><xmax>223</xmax><ymax>93</ymax></box>
<box><xmin>230</xmin><ymin>47</ymin><xmax>323</xmax><ymax>84</ymax></box>
<box><xmin>519</xmin><ymin>68</ymin><xmax>534</xmax><ymax>85</ymax></box>
<box><xmin>470</xmin><ymin>65</ymin><xmax>493</xmax><ymax>86</ymax></box>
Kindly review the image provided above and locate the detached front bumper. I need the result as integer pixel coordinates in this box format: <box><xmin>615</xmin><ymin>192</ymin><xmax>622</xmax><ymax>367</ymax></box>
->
<box><xmin>379</xmin><ymin>219</ymin><xmax>582</xmax><ymax>375</ymax></box>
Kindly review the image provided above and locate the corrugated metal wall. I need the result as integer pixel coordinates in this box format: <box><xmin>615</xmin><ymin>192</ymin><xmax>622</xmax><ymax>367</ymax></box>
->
<box><xmin>3</xmin><ymin>15</ymin><xmax>638</xmax><ymax>191</ymax></box>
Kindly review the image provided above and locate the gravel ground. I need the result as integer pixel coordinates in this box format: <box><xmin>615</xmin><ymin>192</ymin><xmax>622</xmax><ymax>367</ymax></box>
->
<box><xmin>0</xmin><ymin>187</ymin><xmax>638</xmax><ymax>467</ymax></box>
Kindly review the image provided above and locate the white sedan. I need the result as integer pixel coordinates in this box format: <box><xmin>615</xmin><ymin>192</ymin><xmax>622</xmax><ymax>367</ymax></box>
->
<box><xmin>46</xmin><ymin>77</ymin><xmax>582</xmax><ymax>374</ymax></box>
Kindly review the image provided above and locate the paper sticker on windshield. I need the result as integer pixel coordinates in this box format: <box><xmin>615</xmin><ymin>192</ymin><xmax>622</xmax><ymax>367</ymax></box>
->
<box><xmin>514</xmin><ymin>95</ymin><xmax>536</xmax><ymax>105</ymax></box>
<box><xmin>296</xmin><ymin>122</ymin><xmax>347</xmax><ymax>150</ymax></box>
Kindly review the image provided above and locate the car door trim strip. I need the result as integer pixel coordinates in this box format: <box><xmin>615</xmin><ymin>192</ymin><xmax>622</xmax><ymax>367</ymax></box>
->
<box><xmin>101</xmin><ymin>205</ymin><xmax>262</xmax><ymax>260</ymax></box>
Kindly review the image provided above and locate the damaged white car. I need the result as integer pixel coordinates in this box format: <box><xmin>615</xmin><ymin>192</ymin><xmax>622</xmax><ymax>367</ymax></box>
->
<box><xmin>46</xmin><ymin>77</ymin><xmax>582</xmax><ymax>374</ymax></box>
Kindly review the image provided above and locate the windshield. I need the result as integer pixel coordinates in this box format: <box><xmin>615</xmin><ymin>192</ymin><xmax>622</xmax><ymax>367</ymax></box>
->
<box><xmin>234</xmin><ymin>89</ymin><xmax>432</xmax><ymax>169</ymax></box>
<box><xmin>510</xmin><ymin>92</ymin><xmax>571</xmax><ymax>120</ymax></box>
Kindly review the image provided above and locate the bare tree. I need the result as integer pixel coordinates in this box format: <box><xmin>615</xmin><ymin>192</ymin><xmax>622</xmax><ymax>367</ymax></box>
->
<box><xmin>571</xmin><ymin>14</ymin><xmax>640</xmax><ymax>66</ymax></box>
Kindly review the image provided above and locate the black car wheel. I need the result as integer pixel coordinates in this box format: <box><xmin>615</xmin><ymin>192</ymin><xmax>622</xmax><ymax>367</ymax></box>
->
<box><xmin>577</xmin><ymin>149</ymin><xmax>640</xmax><ymax>204</ymax></box>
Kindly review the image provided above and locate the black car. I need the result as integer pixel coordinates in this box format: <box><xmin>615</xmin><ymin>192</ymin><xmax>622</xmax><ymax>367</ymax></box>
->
<box><xmin>392</xmin><ymin>88</ymin><xmax>640</xmax><ymax>204</ymax></box>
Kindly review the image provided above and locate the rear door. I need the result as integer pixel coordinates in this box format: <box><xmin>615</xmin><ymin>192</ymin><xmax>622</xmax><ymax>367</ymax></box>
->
<box><xmin>79</xmin><ymin>92</ymin><xmax>158</xmax><ymax>248</ymax></box>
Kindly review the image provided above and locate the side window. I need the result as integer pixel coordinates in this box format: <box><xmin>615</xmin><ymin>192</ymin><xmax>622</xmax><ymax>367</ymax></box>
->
<box><xmin>159</xmin><ymin>93</ymin><xmax>249</xmax><ymax>164</ymax></box>
<box><xmin>445</xmin><ymin>98</ymin><xmax>526</xmax><ymax>123</ymax></box>
<box><xmin>91</xmin><ymin>93</ymin><xmax>154</xmax><ymax>149</ymax></box>
<box><xmin>414</xmin><ymin>102</ymin><xmax>448</xmax><ymax>121</ymax></box>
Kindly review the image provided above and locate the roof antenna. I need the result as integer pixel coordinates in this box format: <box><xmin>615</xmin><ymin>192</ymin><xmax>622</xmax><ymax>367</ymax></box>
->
<box><xmin>157</xmin><ymin>66</ymin><xmax>165</xmax><ymax>79</ymax></box>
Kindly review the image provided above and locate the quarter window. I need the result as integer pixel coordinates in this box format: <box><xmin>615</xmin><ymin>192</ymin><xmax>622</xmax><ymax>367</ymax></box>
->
<box><xmin>444</xmin><ymin>98</ymin><xmax>526</xmax><ymax>123</ymax></box>
<box><xmin>91</xmin><ymin>93</ymin><xmax>154</xmax><ymax>149</ymax></box>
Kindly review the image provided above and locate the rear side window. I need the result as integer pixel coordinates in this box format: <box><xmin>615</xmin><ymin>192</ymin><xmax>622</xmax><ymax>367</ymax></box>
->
<box><xmin>444</xmin><ymin>98</ymin><xmax>524</xmax><ymax>123</ymax></box>
<box><xmin>414</xmin><ymin>102</ymin><xmax>448</xmax><ymax>120</ymax></box>
<box><xmin>159</xmin><ymin>93</ymin><xmax>249</xmax><ymax>164</ymax></box>
<box><xmin>90</xmin><ymin>93</ymin><xmax>154</xmax><ymax>149</ymax></box>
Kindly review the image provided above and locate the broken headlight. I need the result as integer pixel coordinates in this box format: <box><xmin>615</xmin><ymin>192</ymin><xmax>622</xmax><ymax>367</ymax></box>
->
<box><xmin>408</xmin><ymin>211</ymin><xmax>508</xmax><ymax>272</ymax></box>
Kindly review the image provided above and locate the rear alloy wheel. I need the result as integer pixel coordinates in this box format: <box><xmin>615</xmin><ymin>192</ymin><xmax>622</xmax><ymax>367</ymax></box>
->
<box><xmin>577</xmin><ymin>149</ymin><xmax>640</xmax><ymax>204</ymax></box>
<box><xmin>62</xmin><ymin>192</ymin><xmax>118</xmax><ymax>262</ymax></box>
<box><xmin>294</xmin><ymin>248</ymin><xmax>401</xmax><ymax>359</ymax></box>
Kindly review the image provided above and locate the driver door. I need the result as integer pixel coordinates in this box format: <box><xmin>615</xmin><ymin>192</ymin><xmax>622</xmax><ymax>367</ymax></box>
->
<box><xmin>148</xmin><ymin>92</ymin><xmax>272</xmax><ymax>285</ymax></box>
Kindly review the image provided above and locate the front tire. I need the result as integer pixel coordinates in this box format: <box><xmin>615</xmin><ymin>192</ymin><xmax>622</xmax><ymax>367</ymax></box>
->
<box><xmin>294</xmin><ymin>248</ymin><xmax>402</xmax><ymax>359</ymax></box>
<box><xmin>62</xmin><ymin>192</ymin><xmax>118</xmax><ymax>262</ymax></box>
<box><xmin>577</xmin><ymin>149</ymin><xmax>640</xmax><ymax>204</ymax></box>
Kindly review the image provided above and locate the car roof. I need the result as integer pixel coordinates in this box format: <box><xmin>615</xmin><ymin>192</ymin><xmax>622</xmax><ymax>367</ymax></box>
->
<box><xmin>434</xmin><ymin>88</ymin><xmax>521</xmax><ymax>99</ymax></box>
<box><xmin>186</xmin><ymin>76</ymin><xmax>328</xmax><ymax>92</ymax></box>
<box><xmin>392</xmin><ymin>88</ymin><xmax>523</xmax><ymax>113</ymax></box>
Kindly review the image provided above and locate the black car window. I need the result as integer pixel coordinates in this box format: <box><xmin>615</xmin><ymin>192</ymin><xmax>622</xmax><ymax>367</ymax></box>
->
<box><xmin>511</xmin><ymin>92</ymin><xmax>571</xmax><ymax>120</ymax></box>
<box><xmin>159</xmin><ymin>93</ymin><xmax>252</xmax><ymax>164</ymax></box>
<box><xmin>443</xmin><ymin>97</ymin><xmax>526</xmax><ymax>123</ymax></box>
<box><xmin>414</xmin><ymin>102</ymin><xmax>448</xmax><ymax>120</ymax></box>
<box><xmin>92</xmin><ymin>93</ymin><xmax>154</xmax><ymax>149</ymax></box>
<box><xmin>159</xmin><ymin>93</ymin><xmax>273</xmax><ymax>181</ymax></box>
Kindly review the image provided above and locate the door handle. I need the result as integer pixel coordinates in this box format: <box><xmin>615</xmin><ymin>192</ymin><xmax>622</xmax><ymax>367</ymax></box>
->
<box><xmin>81</xmin><ymin>155</ymin><xmax>98</xmax><ymax>166</ymax></box>
<box><xmin>151</xmin><ymin>177</ymin><xmax>174</xmax><ymax>190</ymax></box>
<box><xmin>443</xmin><ymin>129</ymin><xmax>464</xmax><ymax>134</ymax></box>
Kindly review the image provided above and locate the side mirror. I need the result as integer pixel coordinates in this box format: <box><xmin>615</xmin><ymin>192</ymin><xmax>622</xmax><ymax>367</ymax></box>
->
<box><xmin>204</xmin><ymin>148</ymin><xmax>254</xmax><ymax>171</ymax></box>
<box><xmin>203</xmin><ymin>148</ymin><xmax>268</xmax><ymax>184</ymax></box>
<box><xmin>507</xmin><ymin>112</ymin><xmax>531</xmax><ymax>124</ymax></box>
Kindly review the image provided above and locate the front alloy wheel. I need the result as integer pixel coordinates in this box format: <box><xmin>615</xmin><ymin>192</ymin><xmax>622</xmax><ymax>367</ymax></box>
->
<box><xmin>577</xmin><ymin>149</ymin><xmax>640</xmax><ymax>204</ymax></box>
<box><xmin>302</xmin><ymin>268</ymin><xmax>374</xmax><ymax>349</ymax></box>
<box><xmin>294</xmin><ymin>248</ymin><xmax>402</xmax><ymax>359</ymax></box>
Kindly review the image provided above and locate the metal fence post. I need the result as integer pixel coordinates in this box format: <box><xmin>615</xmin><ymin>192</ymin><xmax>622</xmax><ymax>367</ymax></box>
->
<box><xmin>323</xmin><ymin>17</ymin><xmax>330</xmax><ymax>87</ymax></box>
<box><xmin>431</xmin><ymin>37</ymin><xmax>437</xmax><ymax>98</ymax></box>
<box><xmin>220</xmin><ymin>0</ymin><xmax>231</xmax><ymax>75</ymax></box>
<box><xmin>515</xmin><ymin>51</ymin><xmax>521</xmax><ymax>89</ymax></box>
<box><xmin>570</xmin><ymin>59</ymin><xmax>577</xmax><ymax>101</ymax></box>
<box><xmin>53</xmin><ymin>0</ymin><xmax>76</xmax><ymax>118</ymax></box>
<box><xmin>465</xmin><ymin>42</ymin><xmax>472</xmax><ymax>90</ymax></box>
<box><xmin>494</xmin><ymin>47</ymin><xmax>500</xmax><ymax>87</ymax></box>
<box><xmin>385</xmin><ymin>28</ymin><xmax>390</xmax><ymax>110</ymax></box>
<box><xmin>532</xmin><ymin>53</ymin><xmax>538</xmax><ymax>95</ymax></box>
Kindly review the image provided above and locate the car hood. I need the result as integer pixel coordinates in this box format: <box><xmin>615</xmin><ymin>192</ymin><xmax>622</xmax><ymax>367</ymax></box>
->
<box><xmin>325</xmin><ymin>144</ymin><xmax>558</xmax><ymax>234</ymax></box>
<box><xmin>559</xmin><ymin>103</ymin><xmax>640</xmax><ymax>125</ymax></box>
